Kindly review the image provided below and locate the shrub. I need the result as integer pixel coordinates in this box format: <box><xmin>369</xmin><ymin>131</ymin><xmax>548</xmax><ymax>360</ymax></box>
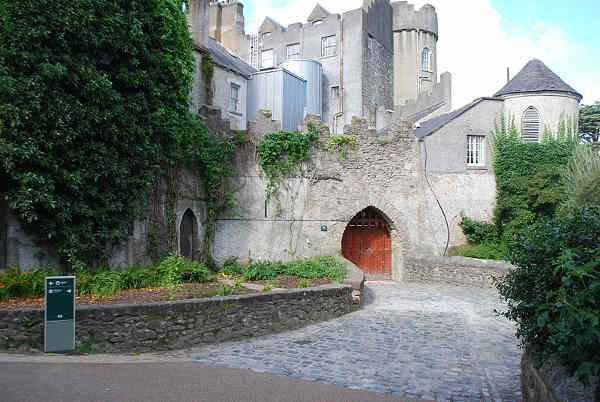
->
<box><xmin>459</xmin><ymin>217</ymin><xmax>498</xmax><ymax>244</ymax></box>
<box><xmin>562</xmin><ymin>144</ymin><xmax>600</xmax><ymax>209</ymax></box>
<box><xmin>297</xmin><ymin>279</ymin><xmax>312</xmax><ymax>288</ymax></box>
<box><xmin>0</xmin><ymin>0</ymin><xmax>196</xmax><ymax>269</ymax></box>
<box><xmin>154</xmin><ymin>253</ymin><xmax>209</xmax><ymax>286</ymax></box>
<box><xmin>495</xmin><ymin>206</ymin><xmax>600</xmax><ymax>391</ymax></box>
<box><xmin>0</xmin><ymin>267</ymin><xmax>56</xmax><ymax>300</ymax></box>
<box><xmin>447</xmin><ymin>243</ymin><xmax>509</xmax><ymax>260</ymax></box>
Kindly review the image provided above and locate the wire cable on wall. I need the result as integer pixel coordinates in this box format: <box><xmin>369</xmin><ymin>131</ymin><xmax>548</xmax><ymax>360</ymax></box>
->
<box><xmin>422</xmin><ymin>140</ymin><xmax>450</xmax><ymax>256</ymax></box>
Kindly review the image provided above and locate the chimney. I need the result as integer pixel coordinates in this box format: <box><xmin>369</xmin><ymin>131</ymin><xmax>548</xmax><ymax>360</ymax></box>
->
<box><xmin>187</xmin><ymin>0</ymin><xmax>209</xmax><ymax>46</ymax></box>
<box><xmin>506</xmin><ymin>67</ymin><xmax>510</xmax><ymax>84</ymax></box>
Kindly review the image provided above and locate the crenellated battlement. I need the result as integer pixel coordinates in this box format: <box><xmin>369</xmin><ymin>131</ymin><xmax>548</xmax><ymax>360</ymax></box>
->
<box><xmin>391</xmin><ymin>1</ymin><xmax>438</xmax><ymax>37</ymax></box>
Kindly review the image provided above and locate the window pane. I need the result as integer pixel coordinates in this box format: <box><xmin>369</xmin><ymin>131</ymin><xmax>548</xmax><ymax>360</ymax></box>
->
<box><xmin>261</xmin><ymin>49</ymin><xmax>273</xmax><ymax>68</ymax></box>
<box><xmin>466</xmin><ymin>135</ymin><xmax>485</xmax><ymax>165</ymax></box>
<box><xmin>321</xmin><ymin>35</ymin><xmax>336</xmax><ymax>57</ymax></box>
<box><xmin>230</xmin><ymin>84</ymin><xmax>239</xmax><ymax>112</ymax></box>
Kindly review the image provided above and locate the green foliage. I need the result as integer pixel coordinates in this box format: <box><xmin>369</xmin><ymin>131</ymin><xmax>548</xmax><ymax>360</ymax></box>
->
<box><xmin>297</xmin><ymin>279</ymin><xmax>312</xmax><ymax>288</ymax></box>
<box><xmin>562</xmin><ymin>144</ymin><xmax>600</xmax><ymax>209</ymax></box>
<box><xmin>0</xmin><ymin>267</ymin><xmax>56</xmax><ymax>300</ymax></box>
<box><xmin>153</xmin><ymin>253</ymin><xmax>210</xmax><ymax>285</ymax></box>
<box><xmin>220</xmin><ymin>256</ymin><xmax>346</xmax><ymax>281</ymax></box>
<box><xmin>0</xmin><ymin>0</ymin><xmax>198</xmax><ymax>269</ymax></box>
<box><xmin>495</xmin><ymin>207</ymin><xmax>600</xmax><ymax>390</ymax></box>
<box><xmin>447</xmin><ymin>243</ymin><xmax>509</xmax><ymax>260</ymax></box>
<box><xmin>492</xmin><ymin>131</ymin><xmax>574</xmax><ymax>246</ymax></box>
<box><xmin>217</xmin><ymin>284</ymin><xmax>232</xmax><ymax>297</ymax></box>
<box><xmin>326</xmin><ymin>135</ymin><xmax>358</xmax><ymax>160</ymax></box>
<box><xmin>200</xmin><ymin>51</ymin><xmax>214</xmax><ymax>105</ymax></box>
<box><xmin>459</xmin><ymin>217</ymin><xmax>498</xmax><ymax>244</ymax></box>
<box><xmin>579</xmin><ymin>103</ymin><xmax>600</xmax><ymax>143</ymax></box>
<box><xmin>257</xmin><ymin>124</ymin><xmax>319</xmax><ymax>214</ymax></box>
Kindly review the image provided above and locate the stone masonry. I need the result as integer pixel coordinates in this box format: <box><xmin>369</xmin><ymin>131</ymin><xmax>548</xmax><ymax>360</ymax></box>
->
<box><xmin>0</xmin><ymin>284</ymin><xmax>354</xmax><ymax>353</ymax></box>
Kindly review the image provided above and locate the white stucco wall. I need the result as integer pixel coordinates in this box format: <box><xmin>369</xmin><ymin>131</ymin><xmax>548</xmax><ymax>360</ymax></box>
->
<box><xmin>212</xmin><ymin>66</ymin><xmax>248</xmax><ymax>130</ymax></box>
<box><xmin>501</xmin><ymin>92</ymin><xmax>580</xmax><ymax>138</ymax></box>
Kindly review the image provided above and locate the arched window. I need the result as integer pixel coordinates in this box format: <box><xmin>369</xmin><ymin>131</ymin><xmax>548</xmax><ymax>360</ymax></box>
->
<box><xmin>522</xmin><ymin>106</ymin><xmax>541</xmax><ymax>142</ymax></box>
<box><xmin>421</xmin><ymin>47</ymin><xmax>431</xmax><ymax>72</ymax></box>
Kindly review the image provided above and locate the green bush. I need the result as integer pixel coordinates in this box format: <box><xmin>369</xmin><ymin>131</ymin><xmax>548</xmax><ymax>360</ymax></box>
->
<box><xmin>562</xmin><ymin>144</ymin><xmax>600</xmax><ymax>209</ymax></box>
<box><xmin>495</xmin><ymin>206</ymin><xmax>600</xmax><ymax>390</ymax></box>
<box><xmin>220</xmin><ymin>256</ymin><xmax>346</xmax><ymax>281</ymax></box>
<box><xmin>448</xmin><ymin>243</ymin><xmax>509</xmax><ymax>260</ymax></box>
<box><xmin>459</xmin><ymin>217</ymin><xmax>498</xmax><ymax>244</ymax></box>
<box><xmin>0</xmin><ymin>0</ymin><xmax>197</xmax><ymax>269</ymax></box>
<box><xmin>154</xmin><ymin>253</ymin><xmax>209</xmax><ymax>285</ymax></box>
<box><xmin>0</xmin><ymin>267</ymin><xmax>56</xmax><ymax>301</ymax></box>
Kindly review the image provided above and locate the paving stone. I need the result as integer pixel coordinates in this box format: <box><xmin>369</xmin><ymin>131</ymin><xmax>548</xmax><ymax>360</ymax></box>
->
<box><xmin>186</xmin><ymin>282</ymin><xmax>522</xmax><ymax>402</ymax></box>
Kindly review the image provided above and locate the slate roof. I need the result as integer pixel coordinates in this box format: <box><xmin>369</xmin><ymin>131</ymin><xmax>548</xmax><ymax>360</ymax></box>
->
<box><xmin>494</xmin><ymin>59</ymin><xmax>582</xmax><ymax>100</ymax></box>
<box><xmin>415</xmin><ymin>98</ymin><xmax>505</xmax><ymax>138</ymax></box>
<box><xmin>406</xmin><ymin>102</ymin><xmax>447</xmax><ymax>123</ymax></box>
<box><xmin>201</xmin><ymin>38</ymin><xmax>256</xmax><ymax>79</ymax></box>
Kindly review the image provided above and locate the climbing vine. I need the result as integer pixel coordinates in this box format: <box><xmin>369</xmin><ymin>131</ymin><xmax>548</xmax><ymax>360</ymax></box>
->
<box><xmin>200</xmin><ymin>51</ymin><xmax>214</xmax><ymax>105</ymax></box>
<box><xmin>326</xmin><ymin>135</ymin><xmax>358</xmax><ymax>160</ymax></box>
<box><xmin>257</xmin><ymin>124</ymin><xmax>319</xmax><ymax>215</ymax></box>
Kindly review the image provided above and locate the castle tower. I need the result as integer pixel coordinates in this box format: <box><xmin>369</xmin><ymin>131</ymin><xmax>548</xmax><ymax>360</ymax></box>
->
<box><xmin>391</xmin><ymin>2</ymin><xmax>438</xmax><ymax>106</ymax></box>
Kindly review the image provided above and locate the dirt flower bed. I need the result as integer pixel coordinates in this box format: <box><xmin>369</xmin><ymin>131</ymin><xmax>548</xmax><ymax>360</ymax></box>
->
<box><xmin>251</xmin><ymin>276</ymin><xmax>339</xmax><ymax>288</ymax></box>
<box><xmin>0</xmin><ymin>282</ymin><xmax>258</xmax><ymax>310</ymax></box>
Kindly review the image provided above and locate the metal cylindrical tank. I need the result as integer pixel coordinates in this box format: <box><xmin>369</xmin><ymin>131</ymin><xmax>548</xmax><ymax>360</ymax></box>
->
<box><xmin>281</xmin><ymin>59</ymin><xmax>322</xmax><ymax>118</ymax></box>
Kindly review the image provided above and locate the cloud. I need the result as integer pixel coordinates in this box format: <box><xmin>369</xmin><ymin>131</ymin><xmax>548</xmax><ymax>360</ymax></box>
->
<box><xmin>241</xmin><ymin>0</ymin><xmax>595</xmax><ymax>107</ymax></box>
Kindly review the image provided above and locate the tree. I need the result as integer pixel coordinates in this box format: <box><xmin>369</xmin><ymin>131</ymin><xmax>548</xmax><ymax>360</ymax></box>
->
<box><xmin>579</xmin><ymin>102</ymin><xmax>600</xmax><ymax>142</ymax></box>
<box><xmin>0</xmin><ymin>0</ymin><xmax>196</xmax><ymax>268</ymax></box>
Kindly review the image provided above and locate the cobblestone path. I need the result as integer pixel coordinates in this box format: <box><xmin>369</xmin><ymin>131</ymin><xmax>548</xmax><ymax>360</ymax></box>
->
<box><xmin>186</xmin><ymin>282</ymin><xmax>522</xmax><ymax>401</ymax></box>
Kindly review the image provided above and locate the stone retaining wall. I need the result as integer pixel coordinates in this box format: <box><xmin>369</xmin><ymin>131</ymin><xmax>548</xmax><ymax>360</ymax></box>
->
<box><xmin>404</xmin><ymin>255</ymin><xmax>514</xmax><ymax>288</ymax></box>
<box><xmin>0</xmin><ymin>284</ymin><xmax>354</xmax><ymax>353</ymax></box>
<box><xmin>521</xmin><ymin>351</ymin><xmax>597</xmax><ymax>402</ymax></box>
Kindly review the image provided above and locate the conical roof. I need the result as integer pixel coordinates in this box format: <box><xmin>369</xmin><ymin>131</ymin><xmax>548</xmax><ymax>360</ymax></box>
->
<box><xmin>494</xmin><ymin>59</ymin><xmax>581</xmax><ymax>100</ymax></box>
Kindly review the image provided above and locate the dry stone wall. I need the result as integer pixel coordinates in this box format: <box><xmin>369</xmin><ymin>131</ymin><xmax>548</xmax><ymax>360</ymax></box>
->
<box><xmin>521</xmin><ymin>351</ymin><xmax>597</xmax><ymax>402</ymax></box>
<box><xmin>0</xmin><ymin>284</ymin><xmax>353</xmax><ymax>353</ymax></box>
<box><xmin>404</xmin><ymin>255</ymin><xmax>513</xmax><ymax>288</ymax></box>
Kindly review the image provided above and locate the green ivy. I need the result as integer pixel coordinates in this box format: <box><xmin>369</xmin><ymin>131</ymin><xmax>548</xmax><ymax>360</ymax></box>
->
<box><xmin>257</xmin><ymin>124</ymin><xmax>319</xmax><ymax>215</ymax></box>
<box><xmin>326</xmin><ymin>135</ymin><xmax>358</xmax><ymax>160</ymax></box>
<box><xmin>0</xmin><ymin>0</ymin><xmax>235</xmax><ymax>269</ymax></box>
<box><xmin>200</xmin><ymin>51</ymin><xmax>214</xmax><ymax>105</ymax></box>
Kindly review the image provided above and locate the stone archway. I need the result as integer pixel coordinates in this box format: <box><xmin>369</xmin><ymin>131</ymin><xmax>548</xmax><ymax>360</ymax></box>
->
<box><xmin>179</xmin><ymin>209</ymin><xmax>197</xmax><ymax>260</ymax></box>
<box><xmin>341</xmin><ymin>206</ymin><xmax>392</xmax><ymax>278</ymax></box>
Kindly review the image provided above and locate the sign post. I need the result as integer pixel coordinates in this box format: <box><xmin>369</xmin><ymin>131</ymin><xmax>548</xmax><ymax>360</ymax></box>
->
<box><xmin>44</xmin><ymin>276</ymin><xmax>75</xmax><ymax>353</ymax></box>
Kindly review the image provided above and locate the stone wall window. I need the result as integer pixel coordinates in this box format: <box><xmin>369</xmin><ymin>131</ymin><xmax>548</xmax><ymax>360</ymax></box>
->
<box><xmin>466</xmin><ymin>135</ymin><xmax>485</xmax><ymax>166</ymax></box>
<box><xmin>229</xmin><ymin>83</ymin><xmax>240</xmax><ymax>112</ymax></box>
<box><xmin>368</xmin><ymin>35</ymin><xmax>374</xmax><ymax>50</ymax></box>
<box><xmin>422</xmin><ymin>47</ymin><xmax>431</xmax><ymax>72</ymax></box>
<box><xmin>321</xmin><ymin>35</ymin><xmax>337</xmax><ymax>57</ymax></box>
<box><xmin>522</xmin><ymin>106</ymin><xmax>541</xmax><ymax>142</ymax></box>
<box><xmin>261</xmin><ymin>49</ymin><xmax>274</xmax><ymax>68</ymax></box>
<box><xmin>286</xmin><ymin>43</ymin><xmax>300</xmax><ymax>60</ymax></box>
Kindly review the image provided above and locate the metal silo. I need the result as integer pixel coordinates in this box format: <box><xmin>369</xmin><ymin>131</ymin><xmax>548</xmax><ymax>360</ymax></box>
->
<box><xmin>280</xmin><ymin>59</ymin><xmax>323</xmax><ymax>118</ymax></box>
<box><xmin>247</xmin><ymin>68</ymin><xmax>307</xmax><ymax>132</ymax></box>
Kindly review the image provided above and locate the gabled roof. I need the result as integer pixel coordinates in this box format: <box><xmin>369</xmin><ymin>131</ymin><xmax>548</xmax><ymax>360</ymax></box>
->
<box><xmin>494</xmin><ymin>59</ymin><xmax>582</xmax><ymax>100</ymax></box>
<box><xmin>307</xmin><ymin>3</ymin><xmax>331</xmax><ymax>22</ymax></box>
<box><xmin>200</xmin><ymin>38</ymin><xmax>257</xmax><ymax>79</ymax></box>
<box><xmin>259</xmin><ymin>16</ymin><xmax>284</xmax><ymax>33</ymax></box>
<box><xmin>415</xmin><ymin>97</ymin><xmax>503</xmax><ymax>138</ymax></box>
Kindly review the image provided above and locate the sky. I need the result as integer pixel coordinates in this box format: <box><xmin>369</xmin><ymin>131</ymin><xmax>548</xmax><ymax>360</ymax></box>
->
<box><xmin>237</xmin><ymin>0</ymin><xmax>599</xmax><ymax>109</ymax></box>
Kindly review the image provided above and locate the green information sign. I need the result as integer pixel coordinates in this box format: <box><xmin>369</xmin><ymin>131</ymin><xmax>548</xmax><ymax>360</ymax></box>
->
<box><xmin>45</xmin><ymin>276</ymin><xmax>75</xmax><ymax>353</ymax></box>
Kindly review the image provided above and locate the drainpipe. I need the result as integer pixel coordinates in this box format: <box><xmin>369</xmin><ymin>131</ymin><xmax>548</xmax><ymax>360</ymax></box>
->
<box><xmin>333</xmin><ymin>17</ymin><xmax>344</xmax><ymax>133</ymax></box>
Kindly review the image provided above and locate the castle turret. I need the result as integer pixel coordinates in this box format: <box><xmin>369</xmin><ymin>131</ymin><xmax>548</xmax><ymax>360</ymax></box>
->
<box><xmin>391</xmin><ymin>2</ymin><xmax>438</xmax><ymax>106</ymax></box>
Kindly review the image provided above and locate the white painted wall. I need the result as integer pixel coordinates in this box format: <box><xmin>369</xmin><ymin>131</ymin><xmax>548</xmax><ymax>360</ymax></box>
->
<box><xmin>212</xmin><ymin>66</ymin><xmax>248</xmax><ymax>130</ymax></box>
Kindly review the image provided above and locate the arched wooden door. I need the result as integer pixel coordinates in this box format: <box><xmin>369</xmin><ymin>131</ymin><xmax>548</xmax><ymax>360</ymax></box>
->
<box><xmin>342</xmin><ymin>207</ymin><xmax>392</xmax><ymax>277</ymax></box>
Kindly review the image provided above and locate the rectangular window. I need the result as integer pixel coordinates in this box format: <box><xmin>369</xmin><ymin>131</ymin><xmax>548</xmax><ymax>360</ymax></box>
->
<box><xmin>466</xmin><ymin>135</ymin><xmax>485</xmax><ymax>166</ymax></box>
<box><xmin>368</xmin><ymin>35</ymin><xmax>374</xmax><ymax>50</ymax></box>
<box><xmin>331</xmin><ymin>86</ymin><xmax>340</xmax><ymax>98</ymax></box>
<box><xmin>321</xmin><ymin>35</ymin><xmax>337</xmax><ymax>57</ymax></box>
<box><xmin>230</xmin><ymin>84</ymin><xmax>240</xmax><ymax>112</ymax></box>
<box><xmin>286</xmin><ymin>43</ymin><xmax>300</xmax><ymax>60</ymax></box>
<box><xmin>262</xmin><ymin>32</ymin><xmax>271</xmax><ymax>39</ymax></box>
<box><xmin>261</xmin><ymin>49</ymin><xmax>274</xmax><ymax>68</ymax></box>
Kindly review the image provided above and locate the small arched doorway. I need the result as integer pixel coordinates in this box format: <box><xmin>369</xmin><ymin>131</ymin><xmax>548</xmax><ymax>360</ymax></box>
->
<box><xmin>341</xmin><ymin>207</ymin><xmax>392</xmax><ymax>277</ymax></box>
<box><xmin>179</xmin><ymin>209</ymin><xmax>197</xmax><ymax>260</ymax></box>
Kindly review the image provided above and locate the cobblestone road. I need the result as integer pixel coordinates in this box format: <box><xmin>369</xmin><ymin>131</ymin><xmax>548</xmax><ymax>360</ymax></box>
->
<box><xmin>186</xmin><ymin>282</ymin><xmax>522</xmax><ymax>402</ymax></box>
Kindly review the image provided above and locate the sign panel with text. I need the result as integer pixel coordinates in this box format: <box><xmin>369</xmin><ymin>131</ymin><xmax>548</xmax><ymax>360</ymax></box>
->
<box><xmin>44</xmin><ymin>276</ymin><xmax>75</xmax><ymax>353</ymax></box>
